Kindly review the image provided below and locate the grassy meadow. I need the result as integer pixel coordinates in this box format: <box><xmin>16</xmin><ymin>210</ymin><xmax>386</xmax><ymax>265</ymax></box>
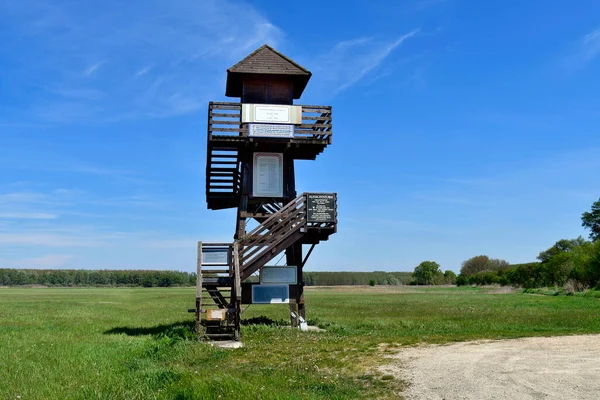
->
<box><xmin>1</xmin><ymin>286</ymin><xmax>600</xmax><ymax>399</ymax></box>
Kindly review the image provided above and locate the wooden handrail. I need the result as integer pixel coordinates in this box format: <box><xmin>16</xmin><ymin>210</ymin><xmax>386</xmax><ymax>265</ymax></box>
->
<box><xmin>208</xmin><ymin>102</ymin><xmax>332</xmax><ymax>140</ymax></box>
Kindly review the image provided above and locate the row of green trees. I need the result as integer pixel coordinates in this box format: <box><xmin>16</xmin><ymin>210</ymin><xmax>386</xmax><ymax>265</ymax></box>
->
<box><xmin>0</xmin><ymin>268</ymin><xmax>414</xmax><ymax>287</ymax></box>
<box><xmin>303</xmin><ymin>271</ymin><xmax>412</xmax><ymax>286</ymax></box>
<box><xmin>0</xmin><ymin>269</ymin><xmax>195</xmax><ymax>287</ymax></box>
<box><xmin>456</xmin><ymin>198</ymin><xmax>600</xmax><ymax>289</ymax></box>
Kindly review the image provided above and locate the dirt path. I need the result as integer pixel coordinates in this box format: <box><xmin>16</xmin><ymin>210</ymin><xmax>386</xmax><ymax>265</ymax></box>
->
<box><xmin>380</xmin><ymin>334</ymin><xmax>600</xmax><ymax>399</ymax></box>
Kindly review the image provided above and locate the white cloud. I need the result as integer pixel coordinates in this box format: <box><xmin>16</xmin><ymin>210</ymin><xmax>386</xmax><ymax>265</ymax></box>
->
<box><xmin>311</xmin><ymin>30</ymin><xmax>419</xmax><ymax>94</ymax></box>
<box><xmin>0</xmin><ymin>254</ymin><xmax>73</xmax><ymax>269</ymax></box>
<box><xmin>0</xmin><ymin>232</ymin><xmax>108</xmax><ymax>247</ymax></box>
<box><xmin>581</xmin><ymin>28</ymin><xmax>600</xmax><ymax>64</ymax></box>
<box><xmin>0</xmin><ymin>192</ymin><xmax>48</xmax><ymax>203</ymax></box>
<box><xmin>565</xmin><ymin>27</ymin><xmax>600</xmax><ymax>69</ymax></box>
<box><xmin>0</xmin><ymin>212</ymin><xmax>57</xmax><ymax>219</ymax></box>
<box><xmin>0</xmin><ymin>0</ymin><xmax>284</xmax><ymax>123</ymax></box>
<box><xmin>138</xmin><ymin>239</ymin><xmax>198</xmax><ymax>249</ymax></box>
<box><xmin>84</xmin><ymin>61</ymin><xmax>104</xmax><ymax>76</ymax></box>
<box><xmin>135</xmin><ymin>65</ymin><xmax>152</xmax><ymax>77</ymax></box>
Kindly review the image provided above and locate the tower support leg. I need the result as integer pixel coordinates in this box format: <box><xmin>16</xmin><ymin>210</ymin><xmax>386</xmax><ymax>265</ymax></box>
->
<box><xmin>286</xmin><ymin>242</ymin><xmax>303</xmax><ymax>327</ymax></box>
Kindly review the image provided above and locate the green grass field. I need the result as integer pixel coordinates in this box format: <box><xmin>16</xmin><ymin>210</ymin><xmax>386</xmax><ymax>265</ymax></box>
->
<box><xmin>2</xmin><ymin>286</ymin><xmax>600</xmax><ymax>399</ymax></box>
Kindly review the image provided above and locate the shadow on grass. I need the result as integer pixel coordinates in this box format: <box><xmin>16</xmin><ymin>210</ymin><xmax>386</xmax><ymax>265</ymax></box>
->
<box><xmin>105</xmin><ymin>317</ymin><xmax>289</xmax><ymax>339</ymax></box>
<box><xmin>104</xmin><ymin>320</ymin><xmax>196</xmax><ymax>339</ymax></box>
<box><xmin>241</xmin><ymin>316</ymin><xmax>288</xmax><ymax>326</ymax></box>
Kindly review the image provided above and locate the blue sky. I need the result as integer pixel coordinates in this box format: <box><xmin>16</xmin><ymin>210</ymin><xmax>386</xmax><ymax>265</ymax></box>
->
<box><xmin>1</xmin><ymin>0</ymin><xmax>599</xmax><ymax>273</ymax></box>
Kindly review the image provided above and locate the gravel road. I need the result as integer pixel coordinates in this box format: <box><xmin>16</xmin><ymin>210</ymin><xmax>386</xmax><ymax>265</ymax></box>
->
<box><xmin>380</xmin><ymin>334</ymin><xmax>600</xmax><ymax>400</ymax></box>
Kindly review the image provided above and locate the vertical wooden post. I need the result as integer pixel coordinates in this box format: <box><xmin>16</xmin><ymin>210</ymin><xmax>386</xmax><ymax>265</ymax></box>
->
<box><xmin>283</xmin><ymin>154</ymin><xmax>304</xmax><ymax>327</ymax></box>
<box><xmin>235</xmin><ymin>151</ymin><xmax>250</xmax><ymax>240</ymax></box>
<box><xmin>287</xmin><ymin>243</ymin><xmax>303</xmax><ymax>326</ymax></box>
<box><xmin>232</xmin><ymin>241</ymin><xmax>242</xmax><ymax>340</ymax></box>
<box><xmin>233</xmin><ymin>151</ymin><xmax>250</xmax><ymax>339</ymax></box>
<box><xmin>196</xmin><ymin>241</ymin><xmax>203</xmax><ymax>331</ymax></box>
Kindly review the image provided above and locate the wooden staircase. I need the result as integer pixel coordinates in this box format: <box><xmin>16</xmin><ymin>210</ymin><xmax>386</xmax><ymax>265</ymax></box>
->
<box><xmin>205</xmin><ymin>146</ymin><xmax>240</xmax><ymax>211</ymax></box>
<box><xmin>239</xmin><ymin>195</ymin><xmax>308</xmax><ymax>280</ymax></box>
<box><xmin>196</xmin><ymin>243</ymin><xmax>240</xmax><ymax>340</ymax></box>
<box><xmin>196</xmin><ymin>193</ymin><xmax>336</xmax><ymax>339</ymax></box>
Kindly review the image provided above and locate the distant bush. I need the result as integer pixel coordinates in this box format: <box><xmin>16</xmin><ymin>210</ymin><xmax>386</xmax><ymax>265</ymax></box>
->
<box><xmin>460</xmin><ymin>255</ymin><xmax>509</xmax><ymax>277</ymax></box>
<box><xmin>412</xmin><ymin>261</ymin><xmax>442</xmax><ymax>285</ymax></box>
<box><xmin>444</xmin><ymin>270</ymin><xmax>457</xmax><ymax>285</ymax></box>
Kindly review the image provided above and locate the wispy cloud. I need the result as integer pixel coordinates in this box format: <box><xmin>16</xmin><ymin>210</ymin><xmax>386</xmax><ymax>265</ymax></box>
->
<box><xmin>84</xmin><ymin>61</ymin><xmax>104</xmax><ymax>76</ymax></box>
<box><xmin>0</xmin><ymin>0</ymin><xmax>283</xmax><ymax>124</ymax></box>
<box><xmin>0</xmin><ymin>231</ymin><xmax>109</xmax><ymax>247</ymax></box>
<box><xmin>439</xmin><ymin>177</ymin><xmax>499</xmax><ymax>187</ymax></box>
<box><xmin>565</xmin><ymin>27</ymin><xmax>600</xmax><ymax>69</ymax></box>
<box><xmin>0</xmin><ymin>192</ymin><xmax>48</xmax><ymax>204</ymax></box>
<box><xmin>412</xmin><ymin>193</ymin><xmax>496</xmax><ymax>207</ymax></box>
<box><xmin>0</xmin><ymin>212</ymin><xmax>57</xmax><ymax>219</ymax></box>
<box><xmin>311</xmin><ymin>30</ymin><xmax>419</xmax><ymax>94</ymax></box>
<box><xmin>581</xmin><ymin>28</ymin><xmax>600</xmax><ymax>64</ymax></box>
<box><xmin>135</xmin><ymin>65</ymin><xmax>152</xmax><ymax>77</ymax></box>
<box><xmin>137</xmin><ymin>239</ymin><xmax>198</xmax><ymax>249</ymax></box>
<box><xmin>0</xmin><ymin>254</ymin><xmax>74</xmax><ymax>269</ymax></box>
<box><xmin>0</xmin><ymin>157</ymin><xmax>150</xmax><ymax>184</ymax></box>
<box><xmin>415</xmin><ymin>0</ymin><xmax>448</xmax><ymax>11</ymax></box>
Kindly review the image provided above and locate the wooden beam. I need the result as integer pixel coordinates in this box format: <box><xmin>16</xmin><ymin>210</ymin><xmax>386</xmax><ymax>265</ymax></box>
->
<box><xmin>300</xmin><ymin>243</ymin><xmax>316</xmax><ymax>268</ymax></box>
<box><xmin>196</xmin><ymin>241</ymin><xmax>202</xmax><ymax>325</ymax></box>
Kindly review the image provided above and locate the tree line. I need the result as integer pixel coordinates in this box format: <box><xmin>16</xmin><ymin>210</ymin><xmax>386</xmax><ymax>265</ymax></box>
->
<box><xmin>455</xmin><ymin>198</ymin><xmax>600</xmax><ymax>290</ymax></box>
<box><xmin>303</xmin><ymin>271</ymin><xmax>412</xmax><ymax>286</ymax></box>
<box><xmin>0</xmin><ymin>268</ymin><xmax>413</xmax><ymax>287</ymax></box>
<box><xmin>0</xmin><ymin>269</ymin><xmax>195</xmax><ymax>287</ymax></box>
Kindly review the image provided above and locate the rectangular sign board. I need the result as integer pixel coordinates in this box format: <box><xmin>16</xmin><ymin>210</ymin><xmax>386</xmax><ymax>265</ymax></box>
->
<box><xmin>260</xmin><ymin>266</ymin><xmax>297</xmax><ymax>284</ymax></box>
<box><xmin>251</xmin><ymin>284</ymin><xmax>290</xmax><ymax>304</ymax></box>
<box><xmin>307</xmin><ymin>193</ymin><xmax>336</xmax><ymax>223</ymax></box>
<box><xmin>201</xmin><ymin>247</ymin><xmax>229</xmax><ymax>266</ymax></box>
<box><xmin>252</xmin><ymin>152</ymin><xmax>283</xmax><ymax>197</ymax></box>
<box><xmin>248</xmin><ymin>123</ymin><xmax>294</xmax><ymax>138</ymax></box>
<box><xmin>242</xmin><ymin>104</ymin><xmax>302</xmax><ymax>124</ymax></box>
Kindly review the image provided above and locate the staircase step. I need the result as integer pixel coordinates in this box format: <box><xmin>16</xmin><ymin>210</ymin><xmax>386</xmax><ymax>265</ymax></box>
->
<box><xmin>202</xmin><ymin>277</ymin><xmax>233</xmax><ymax>285</ymax></box>
<box><xmin>201</xmin><ymin>269</ymin><xmax>231</xmax><ymax>274</ymax></box>
<box><xmin>204</xmin><ymin>333</ymin><xmax>235</xmax><ymax>338</ymax></box>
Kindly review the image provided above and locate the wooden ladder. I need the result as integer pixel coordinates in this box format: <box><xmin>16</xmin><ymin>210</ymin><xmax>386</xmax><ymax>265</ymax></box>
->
<box><xmin>196</xmin><ymin>242</ymin><xmax>241</xmax><ymax>340</ymax></box>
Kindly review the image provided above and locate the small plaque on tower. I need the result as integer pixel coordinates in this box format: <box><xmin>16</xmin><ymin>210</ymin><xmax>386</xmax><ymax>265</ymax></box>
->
<box><xmin>201</xmin><ymin>247</ymin><xmax>229</xmax><ymax>266</ymax></box>
<box><xmin>260</xmin><ymin>266</ymin><xmax>297</xmax><ymax>284</ymax></box>
<box><xmin>248</xmin><ymin>123</ymin><xmax>294</xmax><ymax>138</ymax></box>
<box><xmin>242</xmin><ymin>104</ymin><xmax>302</xmax><ymax>124</ymax></box>
<box><xmin>252</xmin><ymin>284</ymin><xmax>290</xmax><ymax>304</ymax></box>
<box><xmin>252</xmin><ymin>152</ymin><xmax>283</xmax><ymax>197</ymax></box>
<box><xmin>307</xmin><ymin>193</ymin><xmax>336</xmax><ymax>222</ymax></box>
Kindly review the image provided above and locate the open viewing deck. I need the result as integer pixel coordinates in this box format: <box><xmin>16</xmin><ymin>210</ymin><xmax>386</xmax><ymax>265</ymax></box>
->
<box><xmin>208</xmin><ymin>102</ymin><xmax>332</xmax><ymax>160</ymax></box>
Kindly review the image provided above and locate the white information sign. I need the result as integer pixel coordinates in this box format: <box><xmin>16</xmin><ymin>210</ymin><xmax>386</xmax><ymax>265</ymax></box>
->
<box><xmin>248</xmin><ymin>123</ymin><xmax>294</xmax><ymax>138</ymax></box>
<box><xmin>255</xmin><ymin>105</ymin><xmax>290</xmax><ymax>123</ymax></box>
<box><xmin>252</xmin><ymin>153</ymin><xmax>283</xmax><ymax>197</ymax></box>
<box><xmin>202</xmin><ymin>248</ymin><xmax>229</xmax><ymax>266</ymax></box>
<box><xmin>241</xmin><ymin>104</ymin><xmax>302</xmax><ymax>124</ymax></box>
<box><xmin>260</xmin><ymin>266</ymin><xmax>297</xmax><ymax>284</ymax></box>
<box><xmin>252</xmin><ymin>284</ymin><xmax>290</xmax><ymax>304</ymax></box>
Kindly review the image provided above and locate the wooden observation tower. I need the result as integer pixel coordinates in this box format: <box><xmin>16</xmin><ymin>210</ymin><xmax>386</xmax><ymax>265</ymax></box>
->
<box><xmin>194</xmin><ymin>45</ymin><xmax>337</xmax><ymax>340</ymax></box>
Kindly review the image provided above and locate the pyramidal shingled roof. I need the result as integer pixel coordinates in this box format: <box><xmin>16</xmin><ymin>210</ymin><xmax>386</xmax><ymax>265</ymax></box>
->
<box><xmin>228</xmin><ymin>44</ymin><xmax>311</xmax><ymax>76</ymax></box>
<box><xmin>225</xmin><ymin>44</ymin><xmax>312</xmax><ymax>99</ymax></box>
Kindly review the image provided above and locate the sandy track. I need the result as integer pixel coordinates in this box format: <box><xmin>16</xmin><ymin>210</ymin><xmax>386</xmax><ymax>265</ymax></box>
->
<box><xmin>381</xmin><ymin>335</ymin><xmax>600</xmax><ymax>399</ymax></box>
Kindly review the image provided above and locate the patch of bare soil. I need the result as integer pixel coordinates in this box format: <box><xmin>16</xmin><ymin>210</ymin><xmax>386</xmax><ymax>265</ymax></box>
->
<box><xmin>380</xmin><ymin>334</ymin><xmax>600</xmax><ymax>400</ymax></box>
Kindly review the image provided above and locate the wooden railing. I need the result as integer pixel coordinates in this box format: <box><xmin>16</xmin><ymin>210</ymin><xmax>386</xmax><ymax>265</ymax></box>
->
<box><xmin>208</xmin><ymin>102</ymin><xmax>332</xmax><ymax>141</ymax></box>
<box><xmin>239</xmin><ymin>194</ymin><xmax>306</xmax><ymax>279</ymax></box>
<box><xmin>237</xmin><ymin>193</ymin><xmax>337</xmax><ymax>279</ymax></box>
<box><xmin>205</xmin><ymin>148</ymin><xmax>240</xmax><ymax>197</ymax></box>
